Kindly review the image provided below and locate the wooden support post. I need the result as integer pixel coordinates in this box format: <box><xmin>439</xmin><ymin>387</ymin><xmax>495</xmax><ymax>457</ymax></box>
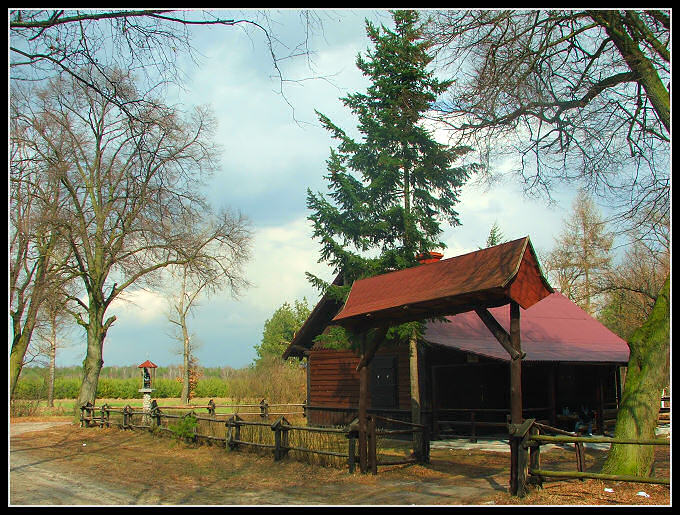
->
<box><xmin>432</xmin><ymin>367</ymin><xmax>440</xmax><ymax>440</ymax></box>
<box><xmin>368</xmin><ymin>415</ymin><xmax>377</xmax><ymax>475</ymax></box>
<box><xmin>208</xmin><ymin>399</ymin><xmax>216</xmax><ymax>417</ymax></box>
<box><xmin>348</xmin><ymin>430</ymin><xmax>357</xmax><ymax>473</ymax></box>
<box><xmin>510</xmin><ymin>301</ymin><xmax>523</xmax><ymax>425</ymax></box>
<box><xmin>509</xmin><ymin>301</ymin><xmax>523</xmax><ymax>496</ymax></box>
<box><xmin>422</xmin><ymin>424</ymin><xmax>431</xmax><ymax>464</ymax></box>
<box><xmin>517</xmin><ymin>438</ymin><xmax>529</xmax><ymax>497</ymax></box>
<box><xmin>409</xmin><ymin>331</ymin><xmax>423</xmax><ymax>461</ymax></box>
<box><xmin>358</xmin><ymin>332</ymin><xmax>369</xmax><ymax>474</ymax></box>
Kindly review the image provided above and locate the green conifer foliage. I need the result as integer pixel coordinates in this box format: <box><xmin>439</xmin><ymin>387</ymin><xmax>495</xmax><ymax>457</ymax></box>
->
<box><xmin>307</xmin><ymin>10</ymin><xmax>477</xmax><ymax>347</ymax></box>
<box><xmin>307</xmin><ymin>10</ymin><xmax>476</xmax><ymax>296</ymax></box>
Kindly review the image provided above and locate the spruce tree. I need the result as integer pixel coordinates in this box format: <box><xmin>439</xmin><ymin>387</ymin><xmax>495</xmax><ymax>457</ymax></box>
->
<box><xmin>307</xmin><ymin>10</ymin><xmax>476</xmax><ymax>309</ymax></box>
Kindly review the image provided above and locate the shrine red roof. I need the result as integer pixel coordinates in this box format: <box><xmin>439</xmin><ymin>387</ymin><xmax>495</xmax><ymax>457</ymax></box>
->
<box><xmin>137</xmin><ymin>360</ymin><xmax>158</xmax><ymax>368</ymax></box>
<box><xmin>424</xmin><ymin>292</ymin><xmax>629</xmax><ymax>363</ymax></box>
<box><xmin>332</xmin><ymin>236</ymin><xmax>553</xmax><ymax>328</ymax></box>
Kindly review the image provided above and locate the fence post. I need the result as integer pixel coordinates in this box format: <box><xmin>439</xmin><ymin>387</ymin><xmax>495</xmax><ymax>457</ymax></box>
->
<box><xmin>271</xmin><ymin>416</ymin><xmax>280</xmax><ymax>461</ymax></box>
<box><xmin>509</xmin><ymin>418</ymin><xmax>534</xmax><ymax>497</ymax></box>
<box><xmin>368</xmin><ymin>416</ymin><xmax>377</xmax><ymax>475</ymax></box>
<box><xmin>190</xmin><ymin>410</ymin><xmax>198</xmax><ymax>442</ymax></box>
<box><xmin>226</xmin><ymin>415</ymin><xmax>234</xmax><ymax>450</ymax></box>
<box><xmin>575</xmin><ymin>442</ymin><xmax>586</xmax><ymax>476</ymax></box>
<box><xmin>260</xmin><ymin>399</ymin><xmax>269</xmax><ymax>419</ymax></box>
<box><xmin>208</xmin><ymin>399</ymin><xmax>216</xmax><ymax>417</ymax></box>
<box><xmin>421</xmin><ymin>424</ymin><xmax>430</xmax><ymax>464</ymax></box>
<box><xmin>227</xmin><ymin>414</ymin><xmax>241</xmax><ymax>451</ymax></box>
<box><xmin>151</xmin><ymin>401</ymin><xmax>162</xmax><ymax>429</ymax></box>
<box><xmin>99</xmin><ymin>404</ymin><xmax>107</xmax><ymax>428</ymax></box>
<box><xmin>348</xmin><ymin>432</ymin><xmax>357</xmax><ymax>473</ymax></box>
<box><xmin>302</xmin><ymin>400</ymin><xmax>307</xmax><ymax>418</ymax></box>
<box><xmin>281</xmin><ymin>419</ymin><xmax>290</xmax><ymax>460</ymax></box>
<box><xmin>527</xmin><ymin>426</ymin><xmax>542</xmax><ymax>487</ymax></box>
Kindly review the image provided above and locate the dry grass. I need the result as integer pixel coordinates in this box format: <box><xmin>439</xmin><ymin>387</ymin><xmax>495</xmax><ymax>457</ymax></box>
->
<box><xmin>10</xmin><ymin>422</ymin><xmax>670</xmax><ymax>505</ymax></box>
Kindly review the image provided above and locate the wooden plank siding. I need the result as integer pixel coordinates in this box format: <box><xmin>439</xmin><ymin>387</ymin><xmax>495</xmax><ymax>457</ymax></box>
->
<box><xmin>308</xmin><ymin>345</ymin><xmax>410</xmax><ymax>426</ymax></box>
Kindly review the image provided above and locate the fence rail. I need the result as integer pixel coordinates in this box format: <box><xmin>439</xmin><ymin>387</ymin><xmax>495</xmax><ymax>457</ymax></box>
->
<box><xmin>79</xmin><ymin>400</ymin><xmax>428</xmax><ymax>474</ymax></box>
<box><xmin>510</xmin><ymin>418</ymin><xmax>670</xmax><ymax>497</ymax></box>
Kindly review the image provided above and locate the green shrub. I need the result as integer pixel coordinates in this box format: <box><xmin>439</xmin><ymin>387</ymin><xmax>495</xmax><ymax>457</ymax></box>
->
<box><xmin>13</xmin><ymin>379</ymin><xmax>46</xmax><ymax>400</ymax></box>
<box><xmin>96</xmin><ymin>378</ymin><xmax>140</xmax><ymax>399</ymax></box>
<box><xmin>152</xmin><ymin>378</ymin><xmax>183</xmax><ymax>398</ymax></box>
<box><xmin>54</xmin><ymin>378</ymin><xmax>81</xmax><ymax>399</ymax></box>
<box><xmin>168</xmin><ymin>413</ymin><xmax>198</xmax><ymax>442</ymax></box>
<box><xmin>194</xmin><ymin>377</ymin><xmax>228</xmax><ymax>398</ymax></box>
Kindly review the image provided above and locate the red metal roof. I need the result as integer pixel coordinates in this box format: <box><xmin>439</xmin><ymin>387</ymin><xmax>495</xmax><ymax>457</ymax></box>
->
<box><xmin>332</xmin><ymin>237</ymin><xmax>553</xmax><ymax>328</ymax></box>
<box><xmin>137</xmin><ymin>360</ymin><xmax>158</xmax><ymax>368</ymax></box>
<box><xmin>424</xmin><ymin>292</ymin><xmax>629</xmax><ymax>363</ymax></box>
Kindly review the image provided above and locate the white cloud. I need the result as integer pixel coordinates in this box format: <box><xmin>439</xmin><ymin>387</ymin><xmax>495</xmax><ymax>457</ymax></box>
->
<box><xmin>109</xmin><ymin>289</ymin><xmax>168</xmax><ymax>323</ymax></box>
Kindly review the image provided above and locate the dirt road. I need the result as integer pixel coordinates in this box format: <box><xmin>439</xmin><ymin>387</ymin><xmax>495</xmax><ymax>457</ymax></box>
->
<box><xmin>10</xmin><ymin>421</ymin><xmax>669</xmax><ymax>506</ymax></box>
<box><xmin>9</xmin><ymin>422</ymin><xmax>505</xmax><ymax>506</ymax></box>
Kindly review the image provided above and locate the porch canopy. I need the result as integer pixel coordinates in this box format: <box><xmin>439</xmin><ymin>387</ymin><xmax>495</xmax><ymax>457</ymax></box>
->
<box><xmin>332</xmin><ymin>236</ymin><xmax>553</xmax><ymax>330</ymax></box>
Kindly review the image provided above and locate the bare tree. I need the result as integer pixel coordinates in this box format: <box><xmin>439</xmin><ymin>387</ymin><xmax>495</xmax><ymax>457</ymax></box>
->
<box><xmin>425</xmin><ymin>10</ymin><xmax>669</xmax><ymax>228</ymax></box>
<box><xmin>166</xmin><ymin>217</ymin><xmax>251</xmax><ymax>404</ymax></box>
<box><xmin>9</xmin><ymin>90</ymin><xmax>75</xmax><ymax>397</ymax></box>
<box><xmin>13</xmin><ymin>69</ymin><xmax>252</xmax><ymax>417</ymax></box>
<box><xmin>598</xmin><ymin>216</ymin><xmax>669</xmax><ymax>340</ymax></box>
<box><xmin>543</xmin><ymin>189</ymin><xmax>614</xmax><ymax>315</ymax></box>
<box><xmin>31</xmin><ymin>291</ymin><xmax>77</xmax><ymax>407</ymax></box>
<box><xmin>9</xmin><ymin>9</ymin><xmax>325</xmax><ymax>121</ymax></box>
<box><xmin>424</xmin><ymin>9</ymin><xmax>670</xmax><ymax>478</ymax></box>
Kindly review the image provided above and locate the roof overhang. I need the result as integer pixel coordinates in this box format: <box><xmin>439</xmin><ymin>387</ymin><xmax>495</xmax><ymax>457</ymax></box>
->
<box><xmin>282</xmin><ymin>273</ymin><xmax>344</xmax><ymax>360</ymax></box>
<box><xmin>332</xmin><ymin>237</ymin><xmax>553</xmax><ymax>330</ymax></box>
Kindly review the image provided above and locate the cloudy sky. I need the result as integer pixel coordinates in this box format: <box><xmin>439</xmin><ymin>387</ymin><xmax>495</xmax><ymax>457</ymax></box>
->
<box><xmin>56</xmin><ymin>9</ymin><xmax>587</xmax><ymax>369</ymax></box>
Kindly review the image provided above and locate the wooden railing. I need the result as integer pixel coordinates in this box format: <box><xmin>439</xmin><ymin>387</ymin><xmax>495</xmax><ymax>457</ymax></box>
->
<box><xmin>79</xmin><ymin>399</ymin><xmax>306</xmax><ymax>428</ymax></box>
<box><xmin>509</xmin><ymin>418</ymin><xmax>670</xmax><ymax>497</ymax></box>
<box><xmin>225</xmin><ymin>412</ymin><xmax>429</xmax><ymax>474</ymax></box>
<box><xmin>433</xmin><ymin>407</ymin><xmax>551</xmax><ymax>442</ymax></box>
<box><xmin>79</xmin><ymin>401</ymin><xmax>428</xmax><ymax>474</ymax></box>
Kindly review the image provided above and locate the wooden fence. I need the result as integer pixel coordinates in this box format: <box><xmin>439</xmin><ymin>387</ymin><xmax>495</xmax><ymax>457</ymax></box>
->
<box><xmin>510</xmin><ymin>418</ymin><xmax>670</xmax><ymax>497</ymax></box>
<box><xmin>79</xmin><ymin>400</ymin><xmax>429</xmax><ymax>474</ymax></box>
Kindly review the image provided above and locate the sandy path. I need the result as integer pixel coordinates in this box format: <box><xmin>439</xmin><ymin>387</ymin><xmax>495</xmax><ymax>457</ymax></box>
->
<box><xmin>9</xmin><ymin>422</ymin><xmax>505</xmax><ymax>506</ymax></box>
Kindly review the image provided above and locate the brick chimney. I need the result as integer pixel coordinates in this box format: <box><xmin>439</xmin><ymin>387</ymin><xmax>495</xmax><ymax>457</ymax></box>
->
<box><xmin>416</xmin><ymin>251</ymin><xmax>444</xmax><ymax>265</ymax></box>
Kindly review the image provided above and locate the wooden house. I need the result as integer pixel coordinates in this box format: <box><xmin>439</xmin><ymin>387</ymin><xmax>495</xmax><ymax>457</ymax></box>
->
<box><xmin>283</xmin><ymin>237</ymin><xmax>630</xmax><ymax>437</ymax></box>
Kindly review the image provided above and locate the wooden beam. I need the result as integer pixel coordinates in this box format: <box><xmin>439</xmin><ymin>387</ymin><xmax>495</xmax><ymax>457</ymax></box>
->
<box><xmin>354</xmin><ymin>325</ymin><xmax>389</xmax><ymax>372</ymax></box>
<box><xmin>509</xmin><ymin>301</ymin><xmax>523</xmax><ymax>496</ymax></box>
<box><xmin>509</xmin><ymin>301</ymin><xmax>523</xmax><ymax>425</ymax></box>
<box><xmin>474</xmin><ymin>308</ymin><xmax>525</xmax><ymax>360</ymax></box>
<box><xmin>358</xmin><ymin>331</ymin><xmax>368</xmax><ymax>473</ymax></box>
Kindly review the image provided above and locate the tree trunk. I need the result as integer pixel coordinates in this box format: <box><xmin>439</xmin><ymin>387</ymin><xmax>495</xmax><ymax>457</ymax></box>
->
<box><xmin>601</xmin><ymin>275</ymin><xmax>670</xmax><ymax>476</ymax></box>
<box><xmin>409</xmin><ymin>331</ymin><xmax>423</xmax><ymax>460</ymax></box>
<box><xmin>74</xmin><ymin>302</ymin><xmax>115</xmax><ymax>421</ymax></box>
<box><xmin>47</xmin><ymin>323</ymin><xmax>57</xmax><ymax>407</ymax></box>
<box><xmin>180</xmin><ymin>310</ymin><xmax>191</xmax><ymax>404</ymax></box>
<box><xmin>9</xmin><ymin>307</ymin><xmax>40</xmax><ymax>398</ymax></box>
